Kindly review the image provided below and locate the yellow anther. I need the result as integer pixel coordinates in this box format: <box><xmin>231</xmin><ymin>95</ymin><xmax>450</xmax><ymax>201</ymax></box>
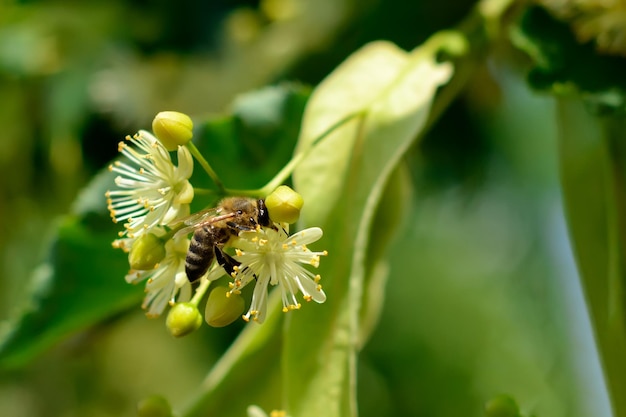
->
<box><xmin>303</xmin><ymin>295</ymin><xmax>312</xmax><ymax>302</ymax></box>
<box><xmin>282</xmin><ymin>307</ymin><xmax>289</xmax><ymax>313</ymax></box>
<box><xmin>316</xmin><ymin>284</ymin><xmax>323</xmax><ymax>291</ymax></box>
<box><xmin>314</xmin><ymin>275</ymin><xmax>321</xmax><ymax>283</ymax></box>
<box><xmin>235</xmin><ymin>249</ymin><xmax>243</xmax><ymax>256</ymax></box>
<box><xmin>242</xmin><ymin>315</ymin><xmax>250</xmax><ymax>322</ymax></box>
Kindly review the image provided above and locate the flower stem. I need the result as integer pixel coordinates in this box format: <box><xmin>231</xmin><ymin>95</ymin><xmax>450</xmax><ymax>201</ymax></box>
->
<box><xmin>186</xmin><ymin>142</ymin><xmax>225</xmax><ymax>194</ymax></box>
<box><xmin>191</xmin><ymin>277</ymin><xmax>212</xmax><ymax>306</ymax></box>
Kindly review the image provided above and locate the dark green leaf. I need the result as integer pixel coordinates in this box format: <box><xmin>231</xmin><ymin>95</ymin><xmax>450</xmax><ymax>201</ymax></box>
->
<box><xmin>512</xmin><ymin>6</ymin><xmax>626</xmax><ymax>112</ymax></box>
<box><xmin>0</xmin><ymin>171</ymin><xmax>139</xmax><ymax>368</ymax></box>
<box><xmin>192</xmin><ymin>83</ymin><xmax>310</xmax><ymax>202</ymax></box>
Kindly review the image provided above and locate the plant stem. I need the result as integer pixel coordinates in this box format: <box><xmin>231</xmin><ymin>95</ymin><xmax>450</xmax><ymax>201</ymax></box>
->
<box><xmin>191</xmin><ymin>277</ymin><xmax>212</xmax><ymax>306</ymax></box>
<box><xmin>222</xmin><ymin>111</ymin><xmax>366</xmax><ymax>198</ymax></box>
<box><xmin>186</xmin><ymin>141</ymin><xmax>225</xmax><ymax>194</ymax></box>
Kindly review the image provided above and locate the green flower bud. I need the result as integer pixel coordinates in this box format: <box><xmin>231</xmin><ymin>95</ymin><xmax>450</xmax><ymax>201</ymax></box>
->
<box><xmin>165</xmin><ymin>302</ymin><xmax>202</xmax><ymax>337</ymax></box>
<box><xmin>484</xmin><ymin>394</ymin><xmax>520</xmax><ymax>417</ymax></box>
<box><xmin>265</xmin><ymin>185</ymin><xmax>304</xmax><ymax>224</ymax></box>
<box><xmin>129</xmin><ymin>234</ymin><xmax>166</xmax><ymax>270</ymax></box>
<box><xmin>205</xmin><ymin>286</ymin><xmax>245</xmax><ymax>327</ymax></box>
<box><xmin>152</xmin><ymin>111</ymin><xmax>193</xmax><ymax>151</ymax></box>
<box><xmin>137</xmin><ymin>395</ymin><xmax>172</xmax><ymax>417</ymax></box>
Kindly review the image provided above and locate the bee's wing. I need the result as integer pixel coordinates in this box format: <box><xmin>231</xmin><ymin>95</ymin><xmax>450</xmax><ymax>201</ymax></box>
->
<box><xmin>171</xmin><ymin>207</ymin><xmax>219</xmax><ymax>238</ymax></box>
<box><xmin>172</xmin><ymin>208</ymin><xmax>237</xmax><ymax>238</ymax></box>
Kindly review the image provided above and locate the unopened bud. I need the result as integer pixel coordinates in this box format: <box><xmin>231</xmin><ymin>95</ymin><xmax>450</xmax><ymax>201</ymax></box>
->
<box><xmin>265</xmin><ymin>185</ymin><xmax>304</xmax><ymax>224</ymax></box>
<box><xmin>129</xmin><ymin>234</ymin><xmax>166</xmax><ymax>270</ymax></box>
<box><xmin>205</xmin><ymin>286</ymin><xmax>245</xmax><ymax>327</ymax></box>
<box><xmin>484</xmin><ymin>394</ymin><xmax>520</xmax><ymax>417</ymax></box>
<box><xmin>137</xmin><ymin>394</ymin><xmax>172</xmax><ymax>417</ymax></box>
<box><xmin>152</xmin><ymin>111</ymin><xmax>193</xmax><ymax>151</ymax></box>
<box><xmin>166</xmin><ymin>302</ymin><xmax>202</xmax><ymax>337</ymax></box>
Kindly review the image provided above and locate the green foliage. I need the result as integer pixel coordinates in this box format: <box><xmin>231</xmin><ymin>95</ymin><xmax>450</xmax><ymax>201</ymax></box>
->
<box><xmin>512</xmin><ymin>6</ymin><xmax>626</xmax><ymax>112</ymax></box>
<box><xmin>193</xmin><ymin>84</ymin><xmax>310</xmax><ymax>198</ymax></box>
<box><xmin>0</xmin><ymin>171</ymin><xmax>138</xmax><ymax>369</ymax></box>
<box><xmin>2</xmin><ymin>1</ymin><xmax>619</xmax><ymax>416</ymax></box>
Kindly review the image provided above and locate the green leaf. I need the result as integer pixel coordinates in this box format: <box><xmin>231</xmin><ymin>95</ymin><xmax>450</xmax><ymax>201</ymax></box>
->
<box><xmin>287</xmin><ymin>40</ymin><xmax>453</xmax><ymax>417</ymax></box>
<box><xmin>558</xmin><ymin>99</ymin><xmax>626</xmax><ymax>416</ymax></box>
<box><xmin>0</xmin><ymin>170</ymin><xmax>139</xmax><ymax>369</ymax></box>
<box><xmin>357</xmin><ymin>162</ymin><xmax>413</xmax><ymax>348</ymax></box>
<box><xmin>512</xmin><ymin>6</ymin><xmax>626</xmax><ymax>111</ymax></box>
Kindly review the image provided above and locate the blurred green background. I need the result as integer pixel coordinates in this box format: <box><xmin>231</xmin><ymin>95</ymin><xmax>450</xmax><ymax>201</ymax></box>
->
<box><xmin>0</xmin><ymin>0</ymin><xmax>609</xmax><ymax>416</ymax></box>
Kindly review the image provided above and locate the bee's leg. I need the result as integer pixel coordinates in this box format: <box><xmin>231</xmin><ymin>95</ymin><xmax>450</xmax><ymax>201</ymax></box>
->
<box><xmin>215</xmin><ymin>247</ymin><xmax>258</xmax><ymax>280</ymax></box>
<box><xmin>214</xmin><ymin>247</ymin><xmax>241</xmax><ymax>277</ymax></box>
<box><xmin>256</xmin><ymin>199</ymin><xmax>272</xmax><ymax>227</ymax></box>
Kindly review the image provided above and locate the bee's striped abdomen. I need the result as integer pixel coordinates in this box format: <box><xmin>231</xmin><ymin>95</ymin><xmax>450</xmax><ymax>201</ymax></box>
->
<box><xmin>185</xmin><ymin>227</ymin><xmax>214</xmax><ymax>282</ymax></box>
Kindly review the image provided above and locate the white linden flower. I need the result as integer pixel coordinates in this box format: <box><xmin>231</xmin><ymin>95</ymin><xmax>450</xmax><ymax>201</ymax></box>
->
<box><xmin>229</xmin><ymin>225</ymin><xmax>327</xmax><ymax>323</ymax></box>
<box><xmin>106</xmin><ymin>130</ymin><xmax>194</xmax><ymax>251</ymax></box>
<box><xmin>126</xmin><ymin>234</ymin><xmax>192</xmax><ymax>317</ymax></box>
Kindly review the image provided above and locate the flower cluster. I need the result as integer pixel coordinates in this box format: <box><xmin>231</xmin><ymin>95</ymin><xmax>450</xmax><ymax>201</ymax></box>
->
<box><xmin>106</xmin><ymin>112</ymin><xmax>328</xmax><ymax>328</ymax></box>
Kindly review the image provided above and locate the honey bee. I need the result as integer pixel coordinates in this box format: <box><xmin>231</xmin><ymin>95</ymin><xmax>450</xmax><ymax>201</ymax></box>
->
<box><xmin>174</xmin><ymin>197</ymin><xmax>271</xmax><ymax>282</ymax></box>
